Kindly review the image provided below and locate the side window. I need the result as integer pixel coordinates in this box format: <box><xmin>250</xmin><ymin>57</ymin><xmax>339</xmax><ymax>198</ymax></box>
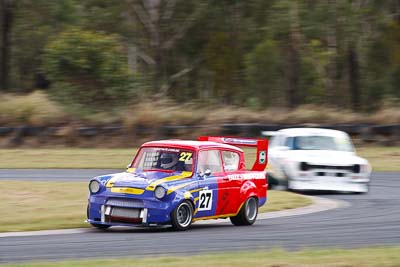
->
<box><xmin>197</xmin><ymin>150</ymin><xmax>223</xmax><ymax>174</ymax></box>
<box><xmin>222</xmin><ymin>151</ymin><xmax>240</xmax><ymax>172</ymax></box>
<box><xmin>278</xmin><ymin>135</ymin><xmax>287</xmax><ymax>146</ymax></box>
<box><xmin>284</xmin><ymin>137</ymin><xmax>294</xmax><ymax>149</ymax></box>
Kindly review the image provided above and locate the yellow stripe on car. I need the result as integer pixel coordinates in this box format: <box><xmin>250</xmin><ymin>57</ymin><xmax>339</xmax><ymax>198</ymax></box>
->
<box><xmin>193</xmin><ymin>202</ymin><xmax>244</xmax><ymax>221</ymax></box>
<box><xmin>146</xmin><ymin>171</ymin><xmax>193</xmax><ymax>191</ymax></box>
<box><xmin>184</xmin><ymin>191</ymin><xmax>192</xmax><ymax>199</ymax></box>
<box><xmin>110</xmin><ymin>187</ymin><xmax>144</xmax><ymax>195</ymax></box>
<box><xmin>193</xmin><ymin>213</ymin><xmax>237</xmax><ymax>221</ymax></box>
<box><xmin>106</xmin><ymin>176</ymin><xmax>118</xmax><ymax>188</ymax></box>
<box><xmin>189</xmin><ymin>188</ymin><xmax>203</xmax><ymax>194</ymax></box>
<box><xmin>167</xmin><ymin>181</ymin><xmax>197</xmax><ymax>195</ymax></box>
<box><xmin>126</xmin><ymin>168</ymin><xmax>136</xmax><ymax>173</ymax></box>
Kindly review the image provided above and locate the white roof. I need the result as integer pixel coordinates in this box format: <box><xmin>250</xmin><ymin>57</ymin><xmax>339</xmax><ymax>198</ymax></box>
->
<box><xmin>276</xmin><ymin>128</ymin><xmax>349</xmax><ymax>137</ymax></box>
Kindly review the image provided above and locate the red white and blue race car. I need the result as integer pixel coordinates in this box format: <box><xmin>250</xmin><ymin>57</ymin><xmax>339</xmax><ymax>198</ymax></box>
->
<box><xmin>87</xmin><ymin>136</ymin><xmax>268</xmax><ymax>231</ymax></box>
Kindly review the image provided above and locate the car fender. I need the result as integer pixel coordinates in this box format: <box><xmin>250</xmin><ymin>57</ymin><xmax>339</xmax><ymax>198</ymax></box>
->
<box><xmin>239</xmin><ymin>180</ymin><xmax>258</xmax><ymax>204</ymax></box>
<box><xmin>173</xmin><ymin>190</ymin><xmax>196</xmax><ymax>211</ymax></box>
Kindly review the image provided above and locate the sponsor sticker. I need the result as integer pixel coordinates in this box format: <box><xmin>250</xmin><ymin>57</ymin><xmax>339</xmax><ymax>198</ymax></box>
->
<box><xmin>259</xmin><ymin>150</ymin><xmax>266</xmax><ymax>164</ymax></box>
<box><xmin>223</xmin><ymin>138</ymin><xmax>257</xmax><ymax>145</ymax></box>
<box><xmin>227</xmin><ymin>172</ymin><xmax>266</xmax><ymax>181</ymax></box>
<box><xmin>158</xmin><ymin>148</ymin><xmax>180</xmax><ymax>152</ymax></box>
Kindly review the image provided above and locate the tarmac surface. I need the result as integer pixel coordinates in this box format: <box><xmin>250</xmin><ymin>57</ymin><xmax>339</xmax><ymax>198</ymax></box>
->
<box><xmin>0</xmin><ymin>171</ymin><xmax>399</xmax><ymax>263</ymax></box>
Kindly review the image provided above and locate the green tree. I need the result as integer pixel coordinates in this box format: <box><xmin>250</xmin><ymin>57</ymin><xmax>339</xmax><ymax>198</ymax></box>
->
<box><xmin>44</xmin><ymin>27</ymin><xmax>136</xmax><ymax>111</ymax></box>
<box><xmin>245</xmin><ymin>39</ymin><xmax>283</xmax><ymax>107</ymax></box>
<box><xmin>0</xmin><ymin>0</ymin><xmax>81</xmax><ymax>92</ymax></box>
<box><xmin>0</xmin><ymin>0</ymin><xmax>15</xmax><ymax>91</ymax></box>
<box><xmin>1</xmin><ymin>0</ymin><xmax>400</xmax><ymax>112</ymax></box>
<box><xmin>125</xmin><ymin>0</ymin><xmax>208</xmax><ymax>96</ymax></box>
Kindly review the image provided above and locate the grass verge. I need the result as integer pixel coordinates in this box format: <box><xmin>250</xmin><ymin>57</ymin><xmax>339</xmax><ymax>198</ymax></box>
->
<box><xmin>356</xmin><ymin>146</ymin><xmax>400</xmax><ymax>172</ymax></box>
<box><xmin>0</xmin><ymin>181</ymin><xmax>309</xmax><ymax>232</ymax></box>
<box><xmin>1</xmin><ymin>247</ymin><xmax>400</xmax><ymax>267</ymax></box>
<box><xmin>0</xmin><ymin>149</ymin><xmax>137</xmax><ymax>169</ymax></box>
<box><xmin>0</xmin><ymin>145</ymin><xmax>398</xmax><ymax>171</ymax></box>
<box><xmin>0</xmin><ymin>181</ymin><xmax>88</xmax><ymax>232</ymax></box>
<box><xmin>259</xmin><ymin>190</ymin><xmax>312</xmax><ymax>213</ymax></box>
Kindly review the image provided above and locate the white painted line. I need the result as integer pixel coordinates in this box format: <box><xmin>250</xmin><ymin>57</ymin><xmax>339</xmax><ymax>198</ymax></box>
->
<box><xmin>0</xmin><ymin>196</ymin><xmax>348</xmax><ymax>237</ymax></box>
<box><xmin>0</xmin><ymin>228</ymin><xmax>89</xmax><ymax>238</ymax></box>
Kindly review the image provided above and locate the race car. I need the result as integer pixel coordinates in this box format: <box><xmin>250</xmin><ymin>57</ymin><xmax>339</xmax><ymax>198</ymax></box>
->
<box><xmin>87</xmin><ymin>136</ymin><xmax>268</xmax><ymax>231</ymax></box>
<box><xmin>266</xmin><ymin>128</ymin><xmax>371</xmax><ymax>193</ymax></box>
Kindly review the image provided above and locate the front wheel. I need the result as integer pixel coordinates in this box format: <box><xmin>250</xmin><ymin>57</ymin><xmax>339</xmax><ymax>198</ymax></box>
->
<box><xmin>90</xmin><ymin>223</ymin><xmax>111</xmax><ymax>230</ymax></box>
<box><xmin>87</xmin><ymin>204</ymin><xmax>111</xmax><ymax>230</ymax></box>
<box><xmin>171</xmin><ymin>200</ymin><xmax>193</xmax><ymax>231</ymax></box>
<box><xmin>230</xmin><ymin>197</ymin><xmax>258</xmax><ymax>226</ymax></box>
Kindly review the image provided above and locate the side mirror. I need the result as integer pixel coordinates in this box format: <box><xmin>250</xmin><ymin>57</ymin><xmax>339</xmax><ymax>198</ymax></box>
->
<box><xmin>198</xmin><ymin>169</ymin><xmax>212</xmax><ymax>179</ymax></box>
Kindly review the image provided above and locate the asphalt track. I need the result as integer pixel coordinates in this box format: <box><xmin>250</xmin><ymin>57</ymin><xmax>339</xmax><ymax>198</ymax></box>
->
<box><xmin>0</xmin><ymin>171</ymin><xmax>399</xmax><ymax>263</ymax></box>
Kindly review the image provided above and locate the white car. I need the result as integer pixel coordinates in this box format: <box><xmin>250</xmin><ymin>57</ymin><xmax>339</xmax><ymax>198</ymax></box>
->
<box><xmin>266</xmin><ymin>128</ymin><xmax>371</xmax><ymax>193</ymax></box>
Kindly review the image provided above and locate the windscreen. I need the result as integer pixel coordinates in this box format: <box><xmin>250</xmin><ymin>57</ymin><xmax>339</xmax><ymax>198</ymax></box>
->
<box><xmin>292</xmin><ymin>135</ymin><xmax>354</xmax><ymax>151</ymax></box>
<box><xmin>132</xmin><ymin>147</ymin><xmax>194</xmax><ymax>172</ymax></box>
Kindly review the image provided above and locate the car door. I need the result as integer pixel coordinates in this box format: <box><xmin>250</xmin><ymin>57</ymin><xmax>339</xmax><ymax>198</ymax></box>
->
<box><xmin>194</xmin><ymin>149</ymin><xmax>224</xmax><ymax>219</ymax></box>
<box><xmin>215</xmin><ymin>150</ymin><xmax>242</xmax><ymax>215</ymax></box>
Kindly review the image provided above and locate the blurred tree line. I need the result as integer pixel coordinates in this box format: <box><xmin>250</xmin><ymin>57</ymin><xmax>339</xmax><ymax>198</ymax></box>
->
<box><xmin>0</xmin><ymin>0</ymin><xmax>399</xmax><ymax>111</ymax></box>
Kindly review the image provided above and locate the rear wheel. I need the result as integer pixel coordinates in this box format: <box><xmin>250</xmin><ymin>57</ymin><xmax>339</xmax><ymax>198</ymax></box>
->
<box><xmin>230</xmin><ymin>197</ymin><xmax>258</xmax><ymax>226</ymax></box>
<box><xmin>287</xmin><ymin>177</ymin><xmax>296</xmax><ymax>192</ymax></box>
<box><xmin>171</xmin><ymin>200</ymin><xmax>193</xmax><ymax>231</ymax></box>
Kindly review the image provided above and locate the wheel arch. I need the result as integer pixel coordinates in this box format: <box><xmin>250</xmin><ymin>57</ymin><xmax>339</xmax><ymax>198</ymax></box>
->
<box><xmin>170</xmin><ymin>192</ymin><xmax>196</xmax><ymax>219</ymax></box>
<box><xmin>239</xmin><ymin>180</ymin><xmax>259</xmax><ymax>204</ymax></box>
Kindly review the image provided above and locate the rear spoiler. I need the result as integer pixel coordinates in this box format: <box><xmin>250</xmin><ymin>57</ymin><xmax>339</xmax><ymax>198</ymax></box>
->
<box><xmin>198</xmin><ymin>136</ymin><xmax>268</xmax><ymax>171</ymax></box>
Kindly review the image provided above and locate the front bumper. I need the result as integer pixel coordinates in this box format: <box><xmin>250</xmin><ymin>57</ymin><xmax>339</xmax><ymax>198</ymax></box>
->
<box><xmin>88</xmin><ymin>194</ymin><xmax>176</xmax><ymax>227</ymax></box>
<box><xmin>288</xmin><ymin>174</ymin><xmax>369</xmax><ymax>192</ymax></box>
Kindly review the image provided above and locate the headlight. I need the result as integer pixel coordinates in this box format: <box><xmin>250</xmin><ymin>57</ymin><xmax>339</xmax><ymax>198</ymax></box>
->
<box><xmin>300</xmin><ymin>162</ymin><xmax>309</xmax><ymax>171</ymax></box>
<box><xmin>360</xmin><ymin>164</ymin><xmax>371</xmax><ymax>173</ymax></box>
<box><xmin>89</xmin><ymin>180</ymin><xmax>101</xmax><ymax>194</ymax></box>
<box><xmin>154</xmin><ymin>186</ymin><xmax>166</xmax><ymax>199</ymax></box>
<box><xmin>353</xmin><ymin>164</ymin><xmax>361</xmax><ymax>173</ymax></box>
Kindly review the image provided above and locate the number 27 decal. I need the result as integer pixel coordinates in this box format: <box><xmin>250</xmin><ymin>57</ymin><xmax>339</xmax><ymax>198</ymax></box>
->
<box><xmin>179</xmin><ymin>152</ymin><xmax>192</xmax><ymax>161</ymax></box>
<box><xmin>198</xmin><ymin>190</ymin><xmax>213</xmax><ymax>211</ymax></box>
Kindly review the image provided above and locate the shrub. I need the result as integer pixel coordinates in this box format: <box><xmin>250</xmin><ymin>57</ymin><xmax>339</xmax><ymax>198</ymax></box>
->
<box><xmin>0</xmin><ymin>91</ymin><xmax>66</xmax><ymax>125</ymax></box>
<box><xmin>43</xmin><ymin>27</ymin><xmax>136</xmax><ymax>111</ymax></box>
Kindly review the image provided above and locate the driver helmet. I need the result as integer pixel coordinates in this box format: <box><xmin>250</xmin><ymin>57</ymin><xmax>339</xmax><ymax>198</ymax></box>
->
<box><xmin>160</xmin><ymin>153</ymin><xmax>179</xmax><ymax>169</ymax></box>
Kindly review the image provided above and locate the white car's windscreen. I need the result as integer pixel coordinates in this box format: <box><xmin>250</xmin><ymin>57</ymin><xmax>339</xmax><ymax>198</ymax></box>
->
<box><xmin>291</xmin><ymin>135</ymin><xmax>354</xmax><ymax>151</ymax></box>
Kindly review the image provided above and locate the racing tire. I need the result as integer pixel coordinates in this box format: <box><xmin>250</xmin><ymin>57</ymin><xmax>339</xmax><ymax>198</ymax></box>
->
<box><xmin>90</xmin><ymin>223</ymin><xmax>111</xmax><ymax>230</ymax></box>
<box><xmin>230</xmin><ymin>197</ymin><xmax>258</xmax><ymax>226</ymax></box>
<box><xmin>287</xmin><ymin>178</ymin><xmax>295</xmax><ymax>192</ymax></box>
<box><xmin>171</xmin><ymin>200</ymin><xmax>193</xmax><ymax>231</ymax></box>
<box><xmin>267</xmin><ymin>174</ymin><xmax>279</xmax><ymax>189</ymax></box>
